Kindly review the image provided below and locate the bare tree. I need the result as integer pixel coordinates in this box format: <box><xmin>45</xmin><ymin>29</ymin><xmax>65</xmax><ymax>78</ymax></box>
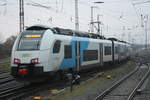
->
<box><xmin>0</xmin><ymin>32</ymin><xmax>2</xmax><ymax>43</ymax></box>
<box><xmin>0</xmin><ymin>35</ymin><xmax>16</xmax><ymax>58</ymax></box>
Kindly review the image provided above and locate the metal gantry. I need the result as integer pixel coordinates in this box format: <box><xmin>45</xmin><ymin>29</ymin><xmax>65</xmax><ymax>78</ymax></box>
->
<box><xmin>90</xmin><ymin>1</ymin><xmax>104</xmax><ymax>33</ymax></box>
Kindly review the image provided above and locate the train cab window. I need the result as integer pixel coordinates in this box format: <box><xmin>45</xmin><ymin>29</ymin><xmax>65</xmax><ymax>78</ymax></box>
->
<box><xmin>64</xmin><ymin>45</ymin><xmax>72</xmax><ymax>58</ymax></box>
<box><xmin>53</xmin><ymin>40</ymin><xmax>61</xmax><ymax>53</ymax></box>
<box><xmin>104</xmin><ymin>46</ymin><xmax>111</xmax><ymax>55</ymax></box>
<box><xmin>18</xmin><ymin>30</ymin><xmax>45</xmax><ymax>51</ymax></box>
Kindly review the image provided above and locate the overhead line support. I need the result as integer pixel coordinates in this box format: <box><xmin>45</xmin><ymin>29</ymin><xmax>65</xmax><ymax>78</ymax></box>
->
<box><xmin>19</xmin><ymin>0</ymin><xmax>24</xmax><ymax>33</ymax></box>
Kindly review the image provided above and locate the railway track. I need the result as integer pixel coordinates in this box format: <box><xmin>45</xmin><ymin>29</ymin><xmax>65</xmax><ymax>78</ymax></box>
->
<box><xmin>0</xmin><ymin>69</ymin><xmax>36</xmax><ymax>100</ymax></box>
<box><xmin>0</xmin><ymin>67</ymin><xmax>30</xmax><ymax>100</ymax></box>
<box><xmin>0</xmin><ymin>61</ymin><xmax>136</xmax><ymax>100</ymax></box>
<box><xmin>94</xmin><ymin>63</ymin><xmax>150</xmax><ymax>100</ymax></box>
<box><xmin>0</xmin><ymin>82</ymin><xmax>30</xmax><ymax>100</ymax></box>
<box><xmin>0</xmin><ymin>70</ymin><xmax>14</xmax><ymax>84</ymax></box>
<box><xmin>127</xmin><ymin>64</ymin><xmax>150</xmax><ymax>100</ymax></box>
<box><xmin>0</xmin><ymin>78</ymin><xmax>70</xmax><ymax>100</ymax></box>
<box><xmin>0</xmin><ymin>70</ymin><xmax>9</xmax><ymax>74</ymax></box>
<box><xmin>0</xmin><ymin>65</ymin><xmax>112</xmax><ymax>100</ymax></box>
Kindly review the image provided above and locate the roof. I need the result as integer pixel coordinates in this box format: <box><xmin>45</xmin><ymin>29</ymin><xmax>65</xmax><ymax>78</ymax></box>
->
<box><xmin>26</xmin><ymin>25</ymin><xmax>51</xmax><ymax>30</ymax></box>
<box><xmin>24</xmin><ymin>25</ymin><xmax>128</xmax><ymax>44</ymax></box>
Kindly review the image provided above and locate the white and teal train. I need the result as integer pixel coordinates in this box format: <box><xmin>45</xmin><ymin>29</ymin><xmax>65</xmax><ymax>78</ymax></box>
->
<box><xmin>11</xmin><ymin>25</ymin><xmax>131</xmax><ymax>81</ymax></box>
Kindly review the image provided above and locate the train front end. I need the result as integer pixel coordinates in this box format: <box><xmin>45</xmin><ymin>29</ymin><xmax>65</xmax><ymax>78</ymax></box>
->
<box><xmin>11</xmin><ymin>25</ymin><xmax>54</xmax><ymax>81</ymax></box>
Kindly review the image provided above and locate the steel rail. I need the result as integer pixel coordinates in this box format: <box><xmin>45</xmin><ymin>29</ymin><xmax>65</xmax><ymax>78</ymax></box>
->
<box><xmin>0</xmin><ymin>77</ymin><xmax>14</xmax><ymax>84</ymax></box>
<box><xmin>0</xmin><ymin>71</ymin><xmax>10</xmax><ymax>74</ymax></box>
<box><xmin>127</xmin><ymin>64</ymin><xmax>150</xmax><ymax>100</ymax></box>
<box><xmin>0</xmin><ymin>75</ymin><xmax>11</xmax><ymax>79</ymax></box>
<box><xmin>94</xmin><ymin>66</ymin><xmax>139</xmax><ymax>100</ymax></box>
<box><xmin>7</xmin><ymin>87</ymin><xmax>37</xmax><ymax>100</ymax></box>
<box><xmin>0</xmin><ymin>84</ymin><xmax>29</xmax><ymax>99</ymax></box>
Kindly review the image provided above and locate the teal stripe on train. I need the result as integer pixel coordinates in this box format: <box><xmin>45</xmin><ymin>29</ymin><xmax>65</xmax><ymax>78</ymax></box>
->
<box><xmin>60</xmin><ymin>37</ymin><xmax>89</xmax><ymax>69</ymax></box>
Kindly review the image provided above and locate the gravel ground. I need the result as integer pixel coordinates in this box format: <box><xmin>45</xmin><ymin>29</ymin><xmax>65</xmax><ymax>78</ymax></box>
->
<box><xmin>22</xmin><ymin>61</ymin><xmax>136</xmax><ymax>100</ymax></box>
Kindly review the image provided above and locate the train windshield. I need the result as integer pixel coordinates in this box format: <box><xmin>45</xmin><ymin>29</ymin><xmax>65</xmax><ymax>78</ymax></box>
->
<box><xmin>18</xmin><ymin>30</ymin><xmax>45</xmax><ymax>51</ymax></box>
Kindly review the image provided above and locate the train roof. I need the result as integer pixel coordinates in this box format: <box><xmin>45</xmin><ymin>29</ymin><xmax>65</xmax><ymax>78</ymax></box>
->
<box><xmin>107</xmin><ymin>37</ymin><xmax>129</xmax><ymax>44</ymax></box>
<box><xmin>25</xmin><ymin>25</ymin><xmax>128</xmax><ymax>44</ymax></box>
<box><xmin>26</xmin><ymin>25</ymin><xmax>51</xmax><ymax>30</ymax></box>
<box><xmin>53</xmin><ymin>27</ymin><xmax>106</xmax><ymax>39</ymax></box>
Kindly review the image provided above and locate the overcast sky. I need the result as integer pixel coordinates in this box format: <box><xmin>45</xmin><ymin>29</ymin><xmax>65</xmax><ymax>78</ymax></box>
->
<box><xmin>0</xmin><ymin>0</ymin><xmax>150</xmax><ymax>44</ymax></box>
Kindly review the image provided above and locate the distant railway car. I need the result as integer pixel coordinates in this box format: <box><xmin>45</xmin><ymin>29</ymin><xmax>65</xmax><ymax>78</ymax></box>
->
<box><xmin>11</xmin><ymin>25</ymin><xmax>131</xmax><ymax>81</ymax></box>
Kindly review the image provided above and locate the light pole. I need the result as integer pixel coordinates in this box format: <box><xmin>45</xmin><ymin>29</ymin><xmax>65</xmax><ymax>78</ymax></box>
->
<box><xmin>75</xmin><ymin>0</ymin><xmax>79</xmax><ymax>31</ymax></box>
<box><xmin>19</xmin><ymin>0</ymin><xmax>24</xmax><ymax>33</ymax></box>
<box><xmin>90</xmin><ymin>1</ymin><xmax>104</xmax><ymax>33</ymax></box>
<box><xmin>90</xmin><ymin>6</ymin><xmax>96</xmax><ymax>33</ymax></box>
<box><xmin>122</xmin><ymin>26</ymin><xmax>125</xmax><ymax>41</ymax></box>
<box><xmin>144</xmin><ymin>15</ymin><xmax>148</xmax><ymax>49</ymax></box>
<box><xmin>141</xmin><ymin>14</ymin><xmax>148</xmax><ymax>49</ymax></box>
<box><xmin>127</xmin><ymin>28</ymin><xmax>131</xmax><ymax>43</ymax></box>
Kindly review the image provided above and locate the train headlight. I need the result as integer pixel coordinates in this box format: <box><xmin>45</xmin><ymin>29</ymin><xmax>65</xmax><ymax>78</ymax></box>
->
<box><xmin>14</xmin><ymin>58</ymin><xmax>20</xmax><ymax>64</ymax></box>
<box><xmin>31</xmin><ymin>58</ymin><xmax>40</xmax><ymax>64</ymax></box>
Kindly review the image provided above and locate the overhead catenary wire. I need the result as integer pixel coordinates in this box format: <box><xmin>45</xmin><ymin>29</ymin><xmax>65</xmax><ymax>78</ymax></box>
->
<box><xmin>0</xmin><ymin>3</ymin><xmax>6</xmax><ymax>6</ymax></box>
<box><xmin>23</xmin><ymin>0</ymin><xmax>143</xmax><ymax>31</ymax></box>
<box><xmin>0</xmin><ymin>0</ymin><xmax>7</xmax><ymax>15</ymax></box>
<box><xmin>1</xmin><ymin>0</ymin><xmax>149</xmax><ymax>38</ymax></box>
<box><xmin>80</xmin><ymin>1</ymin><xmax>139</xmax><ymax>25</ymax></box>
<box><xmin>77</xmin><ymin>1</ymin><xmax>137</xmax><ymax>37</ymax></box>
<box><xmin>128</xmin><ymin>0</ymin><xmax>142</xmax><ymax>23</ymax></box>
<box><xmin>133</xmin><ymin>0</ymin><xmax>150</xmax><ymax>5</ymax></box>
<box><xmin>26</xmin><ymin>0</ymin><xmax>91</xmax><ymax>31</ymax></box>
<box><xmin>25</xmin><ymin>0</ymin><xmax>147</xmax><ymax>36</ymax></box>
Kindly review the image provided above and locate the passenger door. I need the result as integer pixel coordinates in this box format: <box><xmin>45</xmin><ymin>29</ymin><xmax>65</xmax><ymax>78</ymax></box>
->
<box><xmin>60</xmin><ymin>41</ymin><xmax>76</xmax><ymax>69</ymax></box>
<box><xmin>75</xmin><ymin>41</ymin><xmax>80</xmax><ymax>71</ymax></box>
<box><xmin>99</xmin><ymin>43</ymin><xmax>103</xmax><ymax>66</ymax></box>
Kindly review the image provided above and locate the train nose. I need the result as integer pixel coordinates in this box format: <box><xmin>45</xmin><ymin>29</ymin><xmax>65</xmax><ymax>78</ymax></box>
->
<box><xmin>18</xmin><ymin>69</ymin><xmax>28</xmax><ymax>75</ymax></box>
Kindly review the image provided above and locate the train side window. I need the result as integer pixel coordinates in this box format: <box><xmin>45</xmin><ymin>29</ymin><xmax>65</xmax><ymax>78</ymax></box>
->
<box><xmin>115</xmin><ymin>47</ymin><xmax>119</xmax><ymax>54</ymax></box>
<box><xmin>83</xmin><ymin>50</ymin><xmax>98</xmax><ymax>61</ymax></box>
<box><xmin>53</xmin><ymin>40</ymin><xmax>61</xmax><ymax>53</ymax></box>
<box><xmin>104</xmin><ymin>46</ymin><xmax>111</xmax><ymax>55</ymax></box>
<box><xmin>64</xmin><ymin>45</ymin><xmax>72</xmax><ymax>58</ymax></box>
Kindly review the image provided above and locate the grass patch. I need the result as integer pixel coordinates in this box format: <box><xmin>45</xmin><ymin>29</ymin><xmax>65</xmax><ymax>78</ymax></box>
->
<box><xmin>0</xmin><ymin>62</ymin><xmax>10</xmax><ymax>71</ymax></box>
<box><xmin>0</xmin><ymin>57</ymin><xmax>10</xmax><ymax>71</ymax></box>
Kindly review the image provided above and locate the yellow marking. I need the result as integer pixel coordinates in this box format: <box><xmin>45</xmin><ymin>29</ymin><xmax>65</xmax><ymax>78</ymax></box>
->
<box><xmin>19</xmin><ymin>53</ymin><xmax>23</xmax><ymax>56</ymax></box>
<box><xmin>19</xmin><ymin>53</ymin><xmax>32</xmax><ymax>57</ymax></box>
<box><xmin>29</xmin><ymin>53</ymin><xmax>32</xmax><ymax>56</ymax></box>
<box><xmin>49</xmin><ymin>89</ymin><xmax>60</xmax><ymax>94</ymax></box>
<box><xmin>33</xmin><ymin>96</ymin><xmax>41</xmax><ymax>100</ymax></box>
<box><xmin>24</xmin><ymin>34</ymin><xmax>41</xmax><ymax>38</ymax></box>
<box><xmin>107</xmin><ymin>75</ymin><xmax>112</xmax><ymax>79</ymax></box>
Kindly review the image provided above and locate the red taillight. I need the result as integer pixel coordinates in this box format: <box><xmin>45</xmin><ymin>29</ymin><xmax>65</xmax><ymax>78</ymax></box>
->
<box><xmin>14</xmin><ymin>58</ymin><xmax>20</xmax><ymax>64</ymax></box>
<box><xmin>31</xmin><ymin>58</ymin><xmax>40</xmax><ymax>64</ymax></box>
<box><xmin>18</xmin><ymin>69</ymin><xmax>27</xmax><ymax>75</ymax></box>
